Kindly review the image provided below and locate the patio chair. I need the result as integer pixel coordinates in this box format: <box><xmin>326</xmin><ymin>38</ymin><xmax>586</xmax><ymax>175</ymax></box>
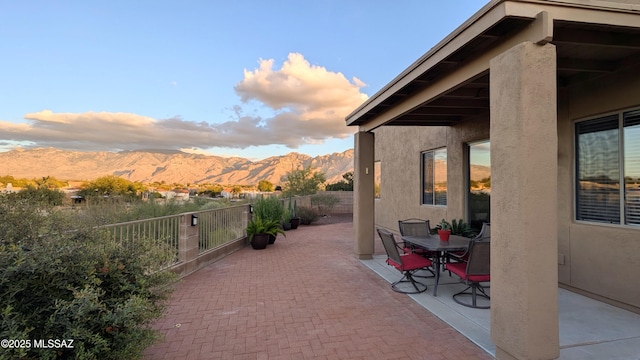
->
<box><xmin>449</xmin><ymin>223</ymin><xmax>490</xmax><ymax>263</ymax></box>
<box><xmin>377</xmin><ymin>228</ymin><xmax>434</xmax><ymax>294</ymax></box>
<box><xmin>398</xmin><ymin>218</ymin><xmax>437</xmax><ymax>257</ymax></box>
<box><xmin>444</xmin><ymin>239</ymin><xmax>491</xmax><ymax>308</ymax></box>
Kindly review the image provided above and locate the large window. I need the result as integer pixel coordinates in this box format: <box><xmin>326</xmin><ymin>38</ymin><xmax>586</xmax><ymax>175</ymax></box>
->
<box><xmin>575</xmin><ymin>108</ymin><xmax>640</xmax><ymax>226</ymax></box>
<box><xmin>422</xmin><ymin>148</ymin><xmax>447</xmax><ymax>206</ymax></box>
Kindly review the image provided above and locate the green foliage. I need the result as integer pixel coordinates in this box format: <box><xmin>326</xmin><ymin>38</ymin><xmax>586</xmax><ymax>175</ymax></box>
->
<box><xmin>325</xmin><ymin>172</ymin><xmax>354</xmax><ymax>191</ymax></box>
<box><xmin>14</xmin><ymin>185</ymin><xmax>66</xmax><ymax>206</ymax></box>
<box><xmin>296</xmin><ymin>206</ymin><xmax>319</xmax><ymax>225</ymax></box>
<box><xmin>257</xmin><ymin>179</ymin><xmax>274</xmax><ymax>192</ymax></box>
<box><xmin>450</xmin><ymin>219</ymin><xmax>475</xmax><ymax>237</ymax></box>
<box><xmin>435</xmin><ymin>218</ymin><xmax>474</xmax><ymax>237</ymax></box>
<box><xmin>79</xmin><ymin>175</ymin><xmax>146</xmax><ymax>200</ymax></box>
<box><xmin>435</xmin><ymin>219</ymin><xmax>451</xmax><ymax>231</ymax></box>
<box><xmin>252</xmin><ymin>196</ymin><xmax>284</xmax><ymax>223</ymax></box>
<box><xmin>311</xmin><ymin>193</ymin><xmax>340</xmax><ymax>215</ymax></box>
<box><xmin>246</xmin><ymin>217</ymin><xmax>285</xmax><ymax>242</ymax></box>
<box><xmin>0</xmin><ymin>198</ymin><xmax>176</xmax><ymax>360</ymax></box>
<box><xmin>281</xmin><ymin>166</ymin><xmax>326</xmax><ymax>197</ymax></box>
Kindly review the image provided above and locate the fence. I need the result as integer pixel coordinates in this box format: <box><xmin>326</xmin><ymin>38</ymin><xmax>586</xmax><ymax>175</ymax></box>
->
<box><xmin>287</xmin><ymin>191</ymin><xmax>353</xmax><ymax>214</ymax></box>
<box><xmin>102</xmin><ymin>204</ymin><xmax>251</xmax><ymax>277</ymax></box>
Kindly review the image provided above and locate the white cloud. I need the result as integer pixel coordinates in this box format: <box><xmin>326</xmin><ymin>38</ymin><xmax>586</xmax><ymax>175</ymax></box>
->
<box><xmin>0</xmin><ymin>53</ymin><xmax>368</xmax><ymax>152</ymax></box>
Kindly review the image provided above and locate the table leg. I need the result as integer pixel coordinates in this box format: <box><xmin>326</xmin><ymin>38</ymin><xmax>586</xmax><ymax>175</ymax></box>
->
<box><xmin>433</xmin><ymin>254</ymin><xmax>441</xmax><ymax>296</ymax></box>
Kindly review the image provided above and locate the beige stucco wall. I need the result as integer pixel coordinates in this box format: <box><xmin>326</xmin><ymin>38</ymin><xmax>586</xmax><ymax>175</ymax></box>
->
<box><xmin>373</xmin><ymin>119</ymin><xmax>489</xmax><ymax>233</ymax></box>
<box><xmin>557</xmin><ymin>63</ymin><xmax>640</xmax><ymax>309</ymax></box>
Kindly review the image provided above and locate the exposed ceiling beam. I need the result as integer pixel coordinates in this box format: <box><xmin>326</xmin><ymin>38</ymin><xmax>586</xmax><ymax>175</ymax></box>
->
<box><xmin>553</xmin><ymin>27</ymin><xmax>640</xmax><ymax>49</ymax></box>
<box><xmin>557</xmin><ymin>58</ymin><xmax>617</xmax><ymax>72</ymax></box>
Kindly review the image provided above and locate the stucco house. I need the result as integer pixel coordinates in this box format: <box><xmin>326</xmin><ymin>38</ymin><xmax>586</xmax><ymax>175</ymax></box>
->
<box><xmin>346</xmin><ymin>1</ymin><xmax>640</xmax><ymax>359</ymax></box>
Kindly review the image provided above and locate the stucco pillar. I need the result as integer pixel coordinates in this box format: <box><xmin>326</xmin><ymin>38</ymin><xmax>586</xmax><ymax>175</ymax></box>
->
<box><xmin>489</xmin><ymin>42</ymin><xmax>559</xmax><ymax>360</ymax></box>
<box><xmin>354</xmin><ymin>131</ymin><xmax>374</xmax><ymax>259</ymax></box>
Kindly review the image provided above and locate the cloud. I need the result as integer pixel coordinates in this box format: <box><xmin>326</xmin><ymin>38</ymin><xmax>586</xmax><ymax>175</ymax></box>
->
<box><xmin>0</xmin><ymin>53</ymin><xmax>368</xmax><ymax>152</ymax></box>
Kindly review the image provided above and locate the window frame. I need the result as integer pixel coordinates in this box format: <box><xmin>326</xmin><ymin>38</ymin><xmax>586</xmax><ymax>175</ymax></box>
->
<box><xmin>574</xmin><ymin>106</ymin><xmax>640</xmax><ymax>227</ymax></box>
<box><xmin>421</xmin><ymin>147</ymin><xmax>447</xmax><ymax>206</ymax></box>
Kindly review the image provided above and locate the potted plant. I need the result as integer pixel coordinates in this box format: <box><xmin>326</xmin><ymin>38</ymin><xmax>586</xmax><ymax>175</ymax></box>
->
<box><xmin>281</xmin><ymin>207</ymin><xmax>293</xmax><ymax>231</ymax></box>
<box><xmin>252</xmin><ymin>196</ymin><xmax>285</xmax><ymax>243</ymax></box>
<box><xmin>436</xmin><ymin>219</ymin><xmax>452</xmax><ymax>241</ymax></box>
<box><xmin>246</xmin><ymin>217</ymin><xmax>285</xmax><ymax>250</ymax></box>
<box><xmin>287</xmin><ymin>197</ymin><xmax>301</xmax><ymax>229</ymax></box>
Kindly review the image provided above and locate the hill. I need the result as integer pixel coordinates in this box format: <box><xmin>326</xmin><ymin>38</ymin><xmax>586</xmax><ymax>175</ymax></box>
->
<box><xmin>0</xmin><ymin>148</ymin><xmax>354</xmax><ymax>186</ymax></box>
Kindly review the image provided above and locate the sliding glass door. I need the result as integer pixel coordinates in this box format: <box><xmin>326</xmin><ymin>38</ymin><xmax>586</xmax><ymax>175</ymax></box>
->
<box><xmin>468</xmin><ymin>141</ymin><xmax>491</xmax><ymax>232</ymax></box>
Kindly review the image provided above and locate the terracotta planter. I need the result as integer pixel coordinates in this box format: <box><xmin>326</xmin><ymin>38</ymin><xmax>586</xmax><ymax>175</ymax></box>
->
<box><xmin>250</xmin><ymin>233</ymin><xmax>270</xmax><ymax>249</ymax></box>
<box><xmin>438</xmin><ymin>229</ymin><xmax>451</xmax><ymax>241</ymax></box>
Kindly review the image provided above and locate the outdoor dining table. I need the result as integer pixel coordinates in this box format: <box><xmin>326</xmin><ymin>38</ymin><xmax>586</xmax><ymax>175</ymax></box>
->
<box><xmin>401</xmin><ymin>234</ymin><xmax>470</xmax><ymax>296</ymax></box>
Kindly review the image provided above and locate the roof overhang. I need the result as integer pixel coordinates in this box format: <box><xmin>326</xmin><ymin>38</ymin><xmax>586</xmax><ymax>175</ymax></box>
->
<box><xmin>346</xmin><ymin>0</ymin><xmax>640</xmax><ymax>131</ymax></box>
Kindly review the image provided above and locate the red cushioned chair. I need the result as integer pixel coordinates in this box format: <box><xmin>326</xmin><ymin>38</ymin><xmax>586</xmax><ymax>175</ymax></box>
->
<box><xmin>398</xmin><ymin>219</ymin><xmax>436</xmax><ymax>254</ymax></box>
<box><xmin>444</xmin><ymin>239</ymin><xmax>491</xmax><ymax>308</ymax></box>
<box><xmin>377</xmin><ymin>228</ymin><xmax>434</xmax><ymax>294</ymax></box>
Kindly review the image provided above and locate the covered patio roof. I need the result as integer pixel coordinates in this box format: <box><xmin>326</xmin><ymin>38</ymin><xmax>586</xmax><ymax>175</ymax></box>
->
<box><xmin>345</xmin><ymin>0</ymin><xmax>640</xmax><ymax>130</ymax></box>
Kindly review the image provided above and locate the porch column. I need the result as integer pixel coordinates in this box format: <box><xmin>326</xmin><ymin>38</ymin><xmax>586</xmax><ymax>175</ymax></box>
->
<box><xmin>354</xmin><ymin>130</ymin><xmax>374</xmax><ymax>259</ymax></box>
<box><xmin>489</xmin><ymin>42</ymin><xmax>559</xmax><ymax>360</ymax></box>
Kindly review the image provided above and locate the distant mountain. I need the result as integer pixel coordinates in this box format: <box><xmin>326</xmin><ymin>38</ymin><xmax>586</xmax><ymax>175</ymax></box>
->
<box><xmin>0</xmin><ymin>148</ymin><xmax>354</xmax><ymax>186</ymax></box>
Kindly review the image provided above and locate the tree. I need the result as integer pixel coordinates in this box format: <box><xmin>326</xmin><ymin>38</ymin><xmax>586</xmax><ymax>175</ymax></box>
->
<box><xmin>16</xmin><ymin>185</ymin><xmax>66</xmax><ymax>206</ymax></box>
<box><xmin>257</xmin><ymin>179</ymin><xmax>274</xmax><ymax>192</ymax></box>
<box><xmin>281</xmin><ymin>166</ymin><xmax>326</xmax><ymax>196</ymax></box>
<box><xmin>325</xmin><ymin>171</ymin><xmax>354</xmax><ymax>191</ymax></box>
<box><xmin>231</xmin><ymin>185</ymin><xmax>243</xmax><ymax>198</ymax></box>
<box><xmin>79</xmin><ymin>175</ymin><xmax>146</xmax><ymax>200</ymax></box>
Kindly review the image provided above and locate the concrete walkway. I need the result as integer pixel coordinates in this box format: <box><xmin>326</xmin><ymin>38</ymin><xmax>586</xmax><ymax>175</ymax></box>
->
<box><xmin>144</xmin><ymin>219</ymin><xmax>492</xmax><ymax>359</ymax></box>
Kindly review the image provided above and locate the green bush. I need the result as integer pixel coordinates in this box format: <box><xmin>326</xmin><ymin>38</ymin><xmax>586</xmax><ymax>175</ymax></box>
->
<box><xmin>252</xmin><ymin>196</ymin><xmax>284</xmax><ymax>223</ymax></box>
<box><xmin>0</xmin><ymin>195</ymin><xmax>176</xmax><ymax>360</ymax></box>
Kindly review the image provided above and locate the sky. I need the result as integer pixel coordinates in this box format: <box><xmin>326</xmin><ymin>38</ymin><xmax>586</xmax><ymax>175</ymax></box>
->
<box><xmin>0</xmin><ymin>0</ymin><xmax>489</xmax><ymax>160</ymax></box>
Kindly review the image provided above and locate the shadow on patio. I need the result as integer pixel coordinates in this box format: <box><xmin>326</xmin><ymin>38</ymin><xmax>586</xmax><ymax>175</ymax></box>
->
<box><xmin>144</xmin><ymin>218</ymin><xmax>492</xmax><ymax>360</ymax></box>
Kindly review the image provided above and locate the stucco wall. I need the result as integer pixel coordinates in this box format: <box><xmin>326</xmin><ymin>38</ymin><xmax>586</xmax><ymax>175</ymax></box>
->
<box><xmin>558</xmin><ymin>63</ymin><xmax>640</xmax><ymax>309</ymax></box>
<box><xmin>373</xmin><ymin>119</ymin><xmax>489</xmax><ymax>233</ymax></box>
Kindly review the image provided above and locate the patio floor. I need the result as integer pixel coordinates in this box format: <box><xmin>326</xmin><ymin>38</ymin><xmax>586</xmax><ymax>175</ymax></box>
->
<box><xmin>144</xmin><ymin>217</ymin><xmax>640</xmax><ymax>359</ymax></box>
<box><xmin>144</xmin><ymin>217</ymin><xmax>492</xmax><ymax>359</ymax></box>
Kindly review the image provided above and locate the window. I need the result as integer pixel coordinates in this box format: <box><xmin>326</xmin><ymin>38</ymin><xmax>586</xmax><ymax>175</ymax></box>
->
<box><xmin>575</xmin><ymin>109</ymin><xmax>640</xmax><ymax>226</ymax></box>
<box><xmin>422</xmin><ymin>148</ymin><xmax>447</xmax><ymax>205</ymax></box>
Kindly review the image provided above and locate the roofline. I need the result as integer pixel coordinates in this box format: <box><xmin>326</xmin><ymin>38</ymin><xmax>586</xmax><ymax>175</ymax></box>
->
<box><xmin>345</xmin><ymin>0</ymin><xmax>640</xmax><ymax>126</ymax></box>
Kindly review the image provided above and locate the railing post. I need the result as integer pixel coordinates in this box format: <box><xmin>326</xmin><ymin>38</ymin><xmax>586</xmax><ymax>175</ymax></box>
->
<box><xmin>179</xmin><ymin>213</ymin><xmax>199</xmax><ymax>270</ymax></box>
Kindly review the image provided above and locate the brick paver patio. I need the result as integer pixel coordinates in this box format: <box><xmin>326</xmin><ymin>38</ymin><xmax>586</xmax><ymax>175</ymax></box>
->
<box><xmin>144</xmin><ymin>217</ymin><xmax>492</xmax><ymax>359</ymax></box>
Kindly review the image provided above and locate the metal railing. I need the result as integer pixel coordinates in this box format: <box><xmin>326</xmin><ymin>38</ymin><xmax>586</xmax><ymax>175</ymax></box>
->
<box><xmin>198</xmin><ymin>205</ymin><xmax>249</xmax><ymax>254</ymax></box>
<box><xmin>102</xmin><ymin>214</ymin><xmax>181</xmax><ymax>269</ymax></box>
<box><xmin>102</xmin><ymin>204</ymin><xmax>251</xmax><ymax>271</ymax></box>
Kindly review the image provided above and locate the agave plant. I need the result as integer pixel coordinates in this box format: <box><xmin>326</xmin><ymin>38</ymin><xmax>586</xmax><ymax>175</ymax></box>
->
<box><xmin>450</xmin><ymin>218</ymin><xmax>475</xmax><ymax>238</ymax></box>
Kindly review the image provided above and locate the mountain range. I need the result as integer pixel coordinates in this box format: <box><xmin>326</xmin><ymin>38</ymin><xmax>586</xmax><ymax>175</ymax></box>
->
<box><xmin>0</xmin><ymin>148</ymin><xmax>355</xmax><ymax>186</ymax></box>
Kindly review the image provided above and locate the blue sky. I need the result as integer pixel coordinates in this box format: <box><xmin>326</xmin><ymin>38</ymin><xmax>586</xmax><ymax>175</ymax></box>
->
<box><xmin>0</xmin><ymin>0</ymin><xmax>488</xmax><ymax>160</ymax></box>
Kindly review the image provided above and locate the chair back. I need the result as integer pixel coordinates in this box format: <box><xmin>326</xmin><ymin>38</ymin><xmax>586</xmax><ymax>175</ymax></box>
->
<box><xmin>398</xmin><ymin>218</ymin><xmax>431</xmax><ymax>237</ymax></box>
<box><xmin>474</xmin><ymin>223</ymin><xmax>491</xmax><ymax>241</ymax></box>
<box><xmin>466</xmin><ymin>240</ymin><xmax>490</xmax><ymax>276</ymax></box>
<box><xmin>377</xmin><ymin>228</ymin><xmax>403</xmax><ymax>265</ymax></box>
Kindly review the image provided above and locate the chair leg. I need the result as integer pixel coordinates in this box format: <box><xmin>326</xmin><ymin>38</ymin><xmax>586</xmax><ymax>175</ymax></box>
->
<box><xmin>391</xmin><ymin>271</ymin><xmax>428</xmax><ymax>294</ymax></box>
<box><xmin>452</xmin><ymin>283</ymin><xmax>490</xmax><ymax>309</ymax></box>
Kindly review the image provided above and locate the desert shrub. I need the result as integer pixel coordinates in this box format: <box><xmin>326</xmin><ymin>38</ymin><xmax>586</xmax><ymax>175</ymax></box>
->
<box><xmin>296</xmin><ymin>206</ymin><xmax>319</xmax><ymax>225</ymax></box>
<box><xmin>311</xmin><ymin>193</ymin><xmax>340</xmax><ymax>215</ymax></box>
<box><xmin>0</xmin><ymin>196</ymin><xmax>176</xmax><ymax>360</ymax></box>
